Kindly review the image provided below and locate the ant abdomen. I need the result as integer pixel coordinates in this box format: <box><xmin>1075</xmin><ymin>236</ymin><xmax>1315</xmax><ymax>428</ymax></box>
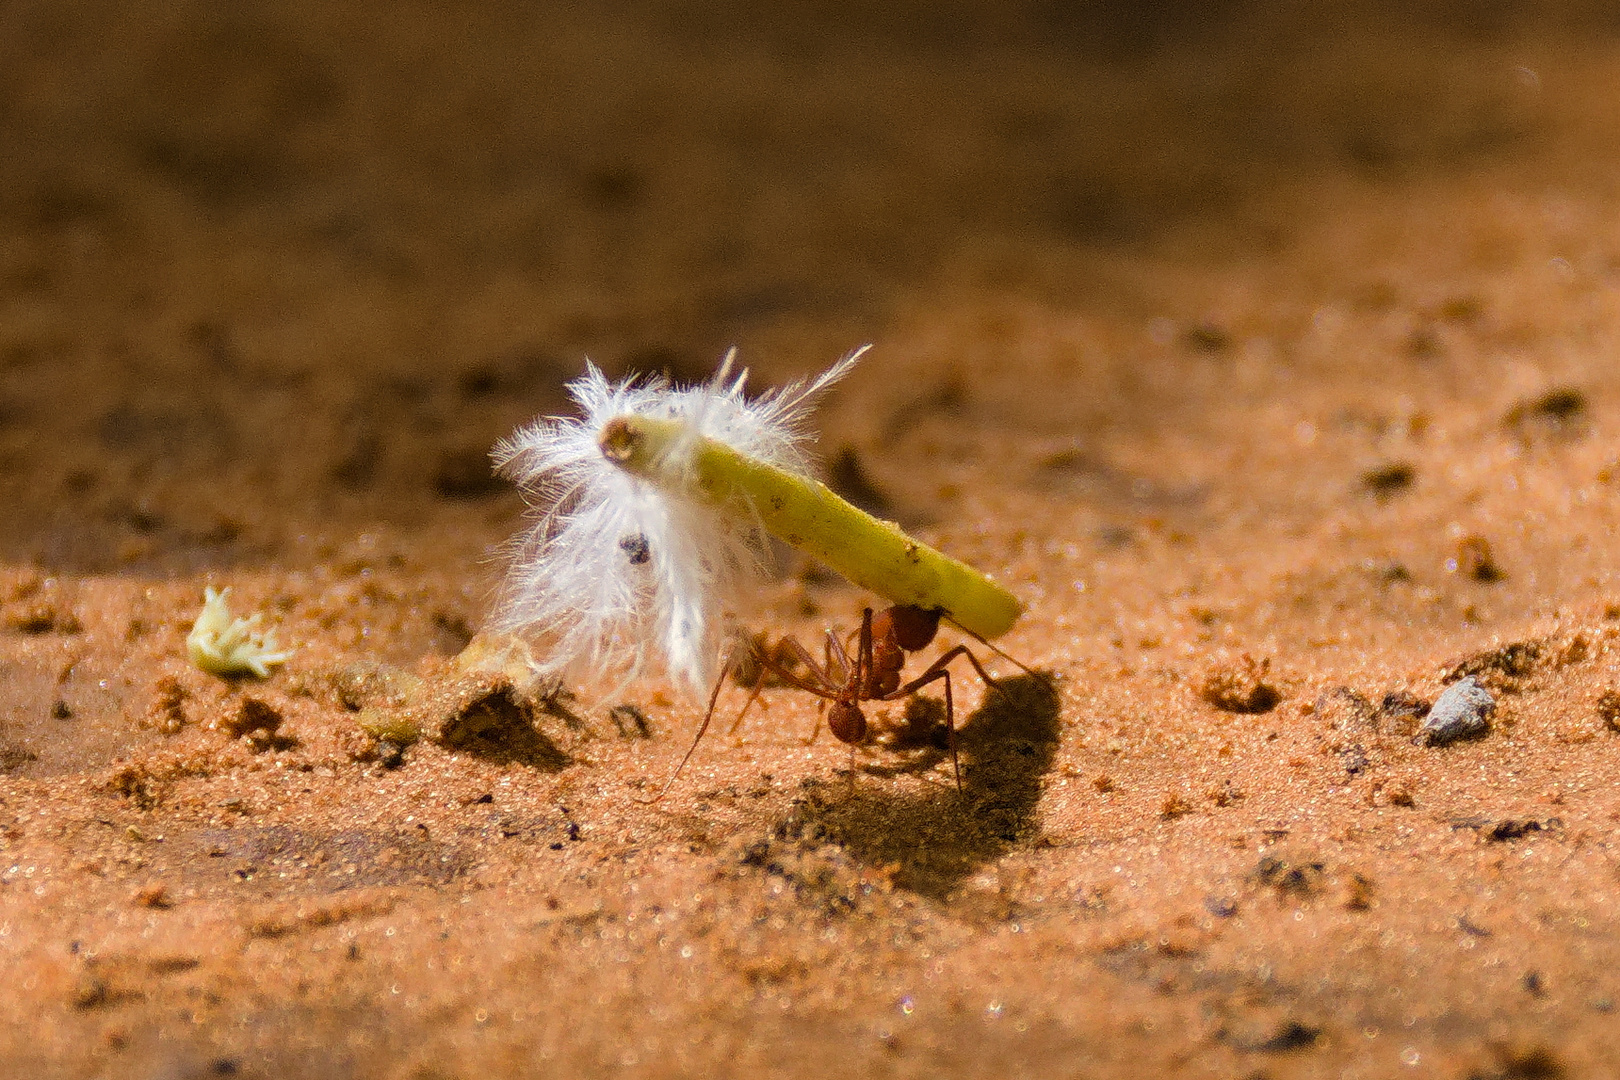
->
<box><xmin>874</xmin><ymin>604</ymin><xmax>941</xmax><ymax>653</ymax></box>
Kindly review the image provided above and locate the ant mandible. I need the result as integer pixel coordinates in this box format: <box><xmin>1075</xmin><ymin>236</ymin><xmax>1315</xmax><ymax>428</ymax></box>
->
<box><xmin>647</xmin><ymin>603</ymin><xmax>1028</xmax><ymax>801</ymax></box>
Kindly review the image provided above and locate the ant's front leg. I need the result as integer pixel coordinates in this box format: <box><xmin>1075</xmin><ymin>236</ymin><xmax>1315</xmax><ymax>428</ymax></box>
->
<box><xmin>642</xmin><ymin>648</ymin><xmax>739</xmax><ymax>803</ymax></box>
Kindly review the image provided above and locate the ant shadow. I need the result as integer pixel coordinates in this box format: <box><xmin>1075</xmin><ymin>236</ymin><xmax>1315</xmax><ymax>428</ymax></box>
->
<box><xmin>768</xmin><ymin>672</ymin><xmax>1061</xmax><ymax>902</ymax></box>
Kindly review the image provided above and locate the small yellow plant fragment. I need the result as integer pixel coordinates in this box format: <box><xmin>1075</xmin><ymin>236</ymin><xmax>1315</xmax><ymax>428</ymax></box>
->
<box><xmin>600</xmin><ymin>415</ymin><xmax>1023</xmax><ymax>640</ymax></box>
<box><xmin>186</xmin><ymin>586</ymin><xmax>292</xmax><ymax>678</ymax></box>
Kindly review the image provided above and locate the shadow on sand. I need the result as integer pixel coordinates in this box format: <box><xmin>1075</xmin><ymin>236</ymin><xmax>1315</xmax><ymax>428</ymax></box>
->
<box><xmin>764</xmin><ymin>673</ymin><xmax>1062</xmax><ymax>902</ymax></box>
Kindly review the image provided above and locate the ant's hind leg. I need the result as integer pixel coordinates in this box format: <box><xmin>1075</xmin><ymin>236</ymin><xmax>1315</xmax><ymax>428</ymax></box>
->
<box><xmin>908</xmin><ymin>644</ymin><xmax>1010</xmax><ymax>706</ymax></box>
<box><xmin>885</xmin><ymin>664</ymin><xmax>963</xmax><ymax>793</ymax></box>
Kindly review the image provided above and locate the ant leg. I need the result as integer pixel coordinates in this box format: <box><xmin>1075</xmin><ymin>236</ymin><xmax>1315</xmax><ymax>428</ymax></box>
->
<box><xmin>746</xmin><ymin>635</ymin><xmax>844</xmax><ymax>747</ymax></box>
<box><xmin>888</xmin><ymin>643</ymin><xmax>1021</xmax><ymax>795</ymax></box>
<box><xmin>725</xmin><ymin>683</ymin><xmax>767</xmax><ymax>736</ymax></box>
<box><xmin>936</xmin><ymin>667</ymin><xmax>959</xmax><ymax>793</ymax></box>
<box><xmin>827</xmin><ymin>618</ymin><xmax>861</xmax><ymax>689</ymax></box>
<box><xmin>902</xmin><ymin>644</ymin><xmax>1011</xmax><ymax>706</ymax></box>
<box><xmin>725</xmin><ymin>637</ymin><xmax>771</xmax><ymax>735</ymax></box>
<box><xmin>803</xmin><ymin>699</ymin><xmax>826</xmax><ymax>746</ymax></box>
<box><xmin>769</xmin><ymin>635</ymin><xmax>838</xmax><ymax>695</ymax></box>
<box><xmin>882</xmin><ymin>663</ymin><xmax>961</xmax><ymax>792</ymax></box>
<box><xmin>856</xmin><ymin>607</ymin><xmax>875</xmax><ymax>692</ymax></box>
<box><xmin>641</xmin><ymin>650</ymin><xmax>735</xmax><ymax>804</ymax></box>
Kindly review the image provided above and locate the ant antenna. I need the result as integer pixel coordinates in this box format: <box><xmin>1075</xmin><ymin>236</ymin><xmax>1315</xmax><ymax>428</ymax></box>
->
<box><xmin>944</xmin><ymin>616</ymin><xmax>1046</xmax><ymax>682</ymax></box>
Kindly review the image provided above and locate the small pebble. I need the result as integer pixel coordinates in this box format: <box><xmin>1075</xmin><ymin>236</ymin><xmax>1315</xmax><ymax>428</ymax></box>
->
<box><xmin>1417</xmin><ymin>676</ymin><xmax>1494</xmax><ymax>746</ymax></box>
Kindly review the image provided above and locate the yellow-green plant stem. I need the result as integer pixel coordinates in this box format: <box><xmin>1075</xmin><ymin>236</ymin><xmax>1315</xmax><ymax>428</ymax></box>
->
<box><xmin>599</xmin><ymin>415</ymin><xmax>1023</xmax><ymax>639</ymax></box>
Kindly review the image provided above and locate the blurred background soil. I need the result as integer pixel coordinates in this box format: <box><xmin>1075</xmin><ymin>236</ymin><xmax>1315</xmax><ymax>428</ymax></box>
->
<box><xmin>4</xmin><ymin>1</ymin><xmax>1620</xmax><ymax>1076</ymax></box>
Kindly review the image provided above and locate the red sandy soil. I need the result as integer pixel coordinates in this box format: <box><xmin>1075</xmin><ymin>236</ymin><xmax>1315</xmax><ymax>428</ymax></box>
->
<box><xmin>4</xmin><ymin>2</ymin><xmax>1620</xmax><ymax>1077</ymax></box>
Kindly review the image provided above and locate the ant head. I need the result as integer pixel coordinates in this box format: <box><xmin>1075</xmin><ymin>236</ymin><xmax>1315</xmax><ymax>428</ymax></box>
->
<box><xmin>827</xmin><ymin>701</ymin><xmax>867</xmax><ymax>745</ymax></box>
<box><xmin>876</xmin><ymin>605</ymin><xmax>941</xmax><ymax>653</ymax></box>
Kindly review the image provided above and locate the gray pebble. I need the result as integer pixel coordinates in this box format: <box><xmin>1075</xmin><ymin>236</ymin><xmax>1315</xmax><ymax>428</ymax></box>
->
<box><xmin>1416</xmin><ymin>676</ymin><xmax>1495</xmax><ymax>746</ymax></box>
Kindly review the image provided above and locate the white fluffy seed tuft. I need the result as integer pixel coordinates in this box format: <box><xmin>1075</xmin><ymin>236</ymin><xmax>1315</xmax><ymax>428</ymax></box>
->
<box><xmin>490</xmin><ymin>347</ymin><xmax>864</xmax><ymax>697</ymax></box>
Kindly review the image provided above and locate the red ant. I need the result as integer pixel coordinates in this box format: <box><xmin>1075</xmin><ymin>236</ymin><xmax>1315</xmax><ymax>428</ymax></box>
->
<box><xmin>647</xmin><ymin>603</ymin><xmax>1033</xmax><ymax>801</ymax></box>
